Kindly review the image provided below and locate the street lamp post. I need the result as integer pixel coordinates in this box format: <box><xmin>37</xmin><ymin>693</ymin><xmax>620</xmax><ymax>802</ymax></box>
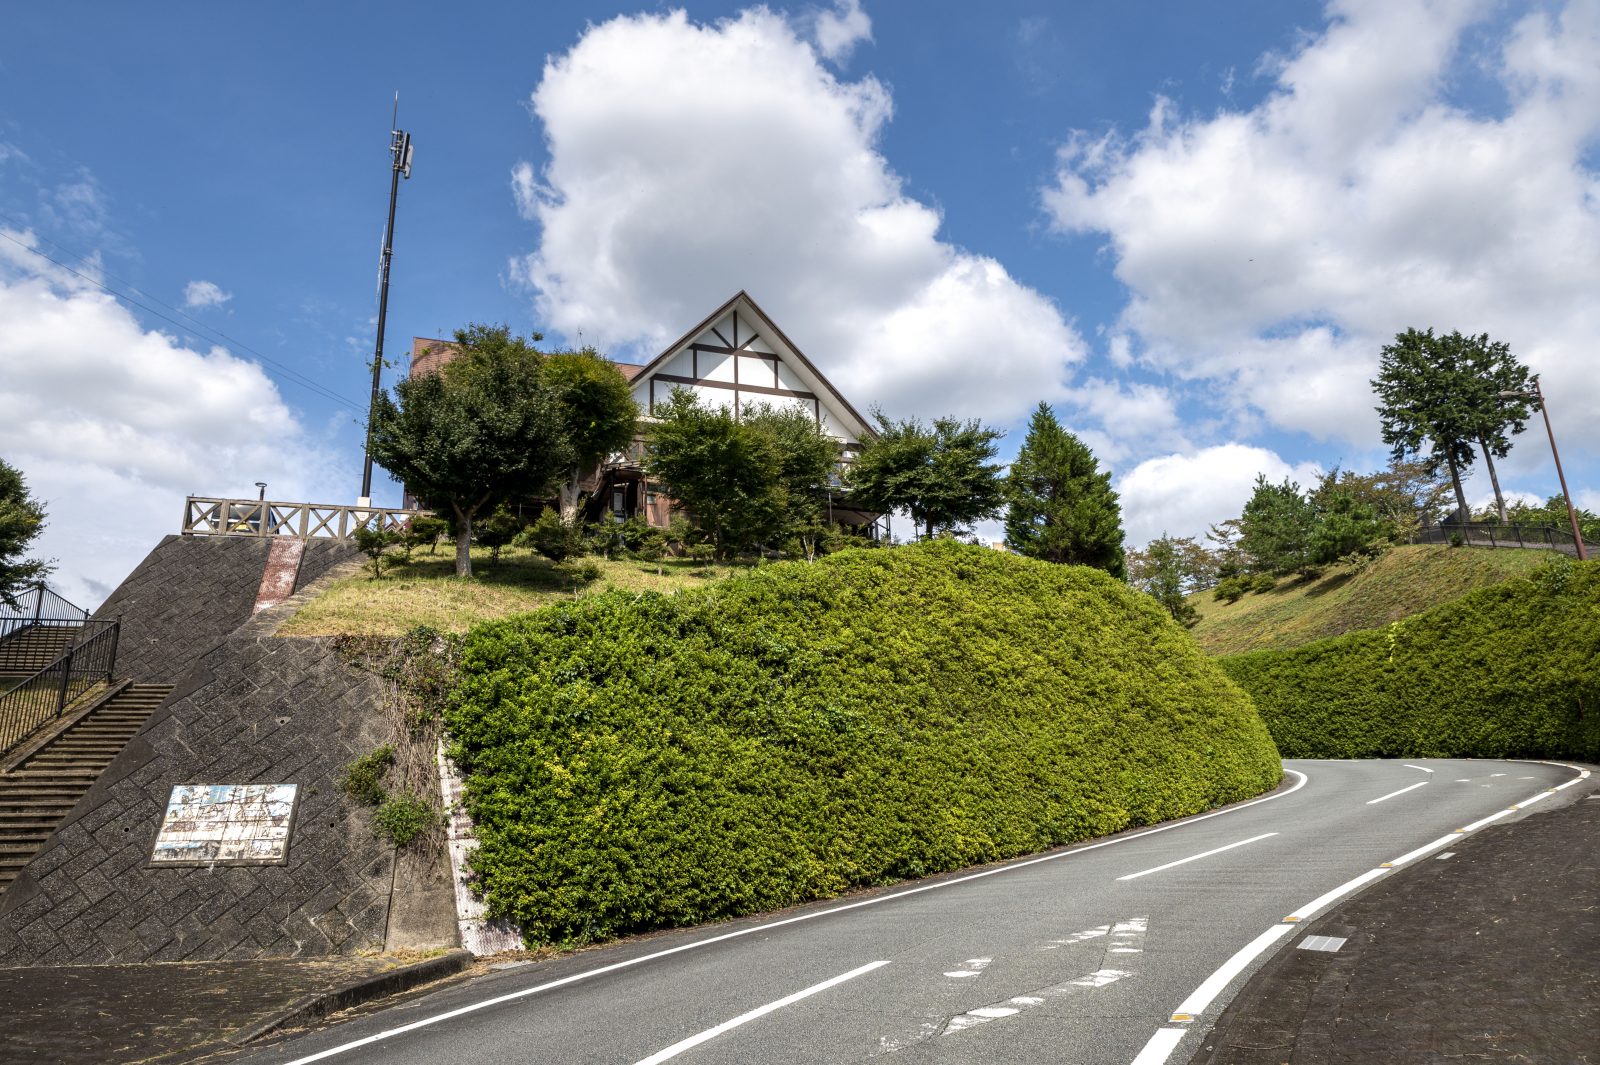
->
<box><xmin>1498</xmin><ymin>376</ymin><xmax>1588</xmax><ymax>561</ymax></box>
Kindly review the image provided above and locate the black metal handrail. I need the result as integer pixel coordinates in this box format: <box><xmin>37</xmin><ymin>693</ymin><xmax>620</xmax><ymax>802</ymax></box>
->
<box><xmin>1410</xmin><ymin>522</ymin><xmax>1580</xmax><ymax>555</ymax></box>
<box><xmin>0</xmin><ymin>581</ymin><xmax>92</xmax><ymax>662</ymax></box>
<box><xmin>0</xmin><ymin>620</ymin><xmax>120</xmax><ymax>759</ymax></box>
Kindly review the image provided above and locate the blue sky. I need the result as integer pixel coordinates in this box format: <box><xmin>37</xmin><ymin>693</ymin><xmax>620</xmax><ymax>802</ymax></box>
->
<box><xmin>4</xmin><ymin>1</ymin><xmax>1598</xmax><ymax>603</ymax></box>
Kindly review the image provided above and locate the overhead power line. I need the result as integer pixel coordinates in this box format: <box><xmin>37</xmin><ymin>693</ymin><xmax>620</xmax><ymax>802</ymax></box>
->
<box><xmin>0</xmin><ymin>219</ymin><xmax>365</xmax><ymax>411</ymax></box>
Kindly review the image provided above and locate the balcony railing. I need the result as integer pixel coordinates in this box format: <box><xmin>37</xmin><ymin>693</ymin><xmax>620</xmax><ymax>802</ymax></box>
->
<box><xmin>182</xmin><ymin>497</ymin><xmax>420</xmax><ymax>540</ymax></box>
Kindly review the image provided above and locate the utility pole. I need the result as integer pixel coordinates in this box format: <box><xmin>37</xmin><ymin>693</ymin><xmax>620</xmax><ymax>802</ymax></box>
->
<box><xmin>359</xmin><ymin>95</ymin><xmax>413</xmax><ymax>506</ymax></box>
<box><xmin>1499</xmin><ymin>376</ymin><xmax>1588</xmax><ymax>561</ymax></box>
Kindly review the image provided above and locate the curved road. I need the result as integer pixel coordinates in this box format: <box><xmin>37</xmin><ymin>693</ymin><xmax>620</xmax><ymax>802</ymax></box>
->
<box><xmin>239</xmin><ymin>758</ymin><xmax>1590</xmax><ymax>1065</ymax></box>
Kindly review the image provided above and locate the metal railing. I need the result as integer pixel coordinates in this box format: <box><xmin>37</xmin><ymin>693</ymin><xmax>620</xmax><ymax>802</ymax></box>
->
<box><xmin>0</xmin><ymin>582</ymin><xmax>92</xmax><ymax>672</ymax></box>
<box><xmin>0</xmin><ymin>619</ymin><xmax>120</xmax><ymax>758</ymax></box>
<box><xmin>182</xmin><ymin>496</ymin><xmax>422</xmax><ymax>540</ymax></box>
<box><xmin>1410</xmin><ymin>522</ymin><xmax>1581</xmax><ymax>555</ymax></box>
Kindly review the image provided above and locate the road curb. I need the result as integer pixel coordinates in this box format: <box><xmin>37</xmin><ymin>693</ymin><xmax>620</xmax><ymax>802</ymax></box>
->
<box><xmin>228</xmin><ymin>949</ymin><xmax>475</xmax><ymax>1047</ymax></box>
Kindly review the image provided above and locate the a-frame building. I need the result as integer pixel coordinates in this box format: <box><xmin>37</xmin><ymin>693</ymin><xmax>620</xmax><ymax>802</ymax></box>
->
<box><xmin>409</xmin><ymin>291</ymin><xmax>882</xmax><ymax>533</ymax></box>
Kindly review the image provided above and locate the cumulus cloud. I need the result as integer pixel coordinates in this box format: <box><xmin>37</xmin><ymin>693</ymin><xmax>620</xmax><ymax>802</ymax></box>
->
<box><xmin>1116</xmin><ymin>443</ymin><xmax>1322</xmax><ymax>550</ymax></box>
<box><xmin>0</xmin><ymin>229</ymin><xmax>346</xmax><ymax>606</ymax></box>
<box><xmin>811</xmin><ymin>0</ymin><xmax>873</xmax><ymax>63</ymax></box>
<box><xmin>512</xmin><ymin>7</ymin><xmax>1086</xmax><ymax>424</ymax></box>
<box><xmin>1044</xmin><ymin>0</ymin><xmax>1600</xmax><ymax>460</ymax></box>
<box><xmin>183</xmin><ymin>279</ymin><xmax>232</xmax><ymax>309</ymax></box>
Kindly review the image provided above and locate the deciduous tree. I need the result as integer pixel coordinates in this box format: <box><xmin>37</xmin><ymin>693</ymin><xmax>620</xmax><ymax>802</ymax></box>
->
<box><xmin>1126</xmin><ymin>534</ymin><xmax>1203</xmax><ymax>627</ymax></box>
<box><xmin>369</xmin><ymin>324</ymin><xmax>571</xmax><ymax>578</ymax></box>
<box><xmin>540</xmin><ymin>348</ymin><xmax>639</xmax><ymax>521</ymax></box>
<box><xmin>1003</xmin><ymin>402</ymin><xmax>1126</xmax><ymax>577</ymax></box>
<box><xmin>848</xmin><ymin>412</ymin><xmax>1005</xmax><ymax>540</ymax></box>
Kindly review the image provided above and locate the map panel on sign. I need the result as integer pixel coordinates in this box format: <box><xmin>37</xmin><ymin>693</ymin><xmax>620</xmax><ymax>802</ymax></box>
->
<box><xmin>150</xmin><ymin>783</ymin><xmax>298</xmax><ymax>865</ymax></box>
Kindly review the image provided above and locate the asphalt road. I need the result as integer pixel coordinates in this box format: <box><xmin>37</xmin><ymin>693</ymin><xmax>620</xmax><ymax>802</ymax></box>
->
<box><xmin>238</xmin><ymin>758</ymin><xmax>1587</xmax><ymax>1065</ymax></box>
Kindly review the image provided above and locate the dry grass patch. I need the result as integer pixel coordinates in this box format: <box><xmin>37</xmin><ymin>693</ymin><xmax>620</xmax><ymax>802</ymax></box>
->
<box><xmin>279</xmin><ymin>545</ymin><xmax>746</xmax><ymax>636</ymax></box>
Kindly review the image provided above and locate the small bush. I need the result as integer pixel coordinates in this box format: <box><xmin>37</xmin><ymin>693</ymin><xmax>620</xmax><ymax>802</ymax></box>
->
<box><xmin>341</xmin><ymin>745</ymin><xmax>395</xmax><ymax>805</ymax></box>
<box><xmin>476</xmin><ymin>506</ymin><xmax>524</xmax><ymax>564</ymax></box>
<box><xmin>373</xmin><ymin>794</ymin><xmax>441</xmax><ymax>847</ymax></box>
<box><xmin>1220</xmin><ymin>557</ymin><xmax>1600</xmax><ymax>760</ymax></box>
<box><xmin>1249</xmin><ymin>573</ymin><xmax>1278</xmax><ymax>594</ymax></box>
<box><xmin>446</xmin><ymin>541</ymin><xmax>1280</xmax><ymax>947</ymax></box>
<box><xmin>407</xmin><ymin>515</ymin><xmax>451</xmax><ymax>556</ymax></box>
<box><xmin>354</xmin><ymin>527</ymin><xmax>399</xmax><ymax>579</ymax></box>
<box><xmin>1213</xmin><ymin>576</ymin><xmax>1249</xmax><ymax>603</ymax></box>
<box><xmin>517</xmin><ymin>508</ymin><xmax>587</xmax><ymax>563</ymax></box>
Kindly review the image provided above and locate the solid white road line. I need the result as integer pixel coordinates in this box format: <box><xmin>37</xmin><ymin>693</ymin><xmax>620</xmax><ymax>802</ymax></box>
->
<box><xmin>272</xmin><ymin>771</ymin><xmax>1310</xmax><ymax>1064</ymax></box>
<box><xmin>1366</xmin><ymin>781</ymin><xmax>1428</xmax><ymax>805</ymax></box>
<box><xmin>1128</xmin><ymin>760</ymin><xmax>1592</xmax><ymax>1065</ymax></box>
<box><xmin>1168</xmin><ymin>923</ymin><xmax>1293</xmax><ymax>1021</ymax></box>
<box><xmin>630</xmin><ymin>960</ymin><xmax>890</xmax><ymax>1065</ymax></box>
<box><xmin>1403</xmin><ymin>764</ymin><xmax>1434</xmax><ymax>773</ymax></box>
<box><xmin>1116</xmin><ymin>833</ymin><xmax>1278</xmax><ymax>881</ymax></box>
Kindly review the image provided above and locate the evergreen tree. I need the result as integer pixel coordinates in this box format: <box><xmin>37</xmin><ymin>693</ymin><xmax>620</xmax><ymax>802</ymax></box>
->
<box><xmin>1003</xmin><ymin>402</ymin><xmax>1125</xmax><ymax>577</ymax></box>
<box><xmin>848</xmin><ymin>412</ymin><xmax>1005</xmax><ymax>539</ymax></box>
<box><xmin>0</xmin><ymin>456</ymin><xmax>51</xmax><ymax>600</ymax></box>
<box><xmin>1458</xmin><ymin>334</ymin><xmax>1534</xmax><ymax>522</ymax></box>
<box><xmin>1372</xmin><ymin>328</ymin><xmax>1481</xmax><ymax>523</ymax></box>
<box><xmin>1238</xmin><ymin>475</ymin><xmax>1318</xmax><ymax>576</ymax></box>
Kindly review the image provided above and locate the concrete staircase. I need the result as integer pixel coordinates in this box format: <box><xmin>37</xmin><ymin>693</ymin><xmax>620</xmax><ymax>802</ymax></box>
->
<box><xmin>0</xmin><ymin>625</ymin><xmax>80</xmax><ymax>678</ymax></box>
<box><xmin>0</xmin><ymin>682</ymin><xmax>172</xmax><ymax>892</ymax></box>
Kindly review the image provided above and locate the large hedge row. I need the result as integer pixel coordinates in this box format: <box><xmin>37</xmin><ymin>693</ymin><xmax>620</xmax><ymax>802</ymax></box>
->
<box><xmin>446</xmin><ymin>541</ymin><xmax>1281</xmax><ymax>946</ymax></box>
<box><xmin>1220</xmin><ymin>557</ymin><xmax>1600</xmax><ymax>760</ymax></box>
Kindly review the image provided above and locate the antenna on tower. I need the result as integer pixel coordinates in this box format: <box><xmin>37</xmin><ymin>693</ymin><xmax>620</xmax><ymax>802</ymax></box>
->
<box><xmin>359</xmin><ymin>93</ymin><xmax>415</xmax><ymax>506</ymax></box>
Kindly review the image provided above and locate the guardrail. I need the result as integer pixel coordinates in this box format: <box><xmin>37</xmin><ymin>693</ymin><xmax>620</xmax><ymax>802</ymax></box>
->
<box><xmin>0</xmin><ymin>582</ymin><xmax>92</xmax><ymax>672</ymax></box>
<box><xmin>1410</xmin><ymin>522</ymin><xmax>1581</xmax><ymax>556</ymax></box>
<box><xmin>0</xmin><ymin>619</ymin><xmax>120</xmax><ymax>758</ymax></box>
<box><xmin>182</xmin><ymin>497</ymin><xmax>421</xmax><ymax>540</ymax></box>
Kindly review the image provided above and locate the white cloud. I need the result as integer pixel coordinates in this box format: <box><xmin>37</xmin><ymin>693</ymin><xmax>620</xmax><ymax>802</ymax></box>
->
<box><xmin>183</xmin><ymin>279</ymin><xmax>232</xmax><ymax>309</ymax></box>
<box><xmin>1</xmin><ymin>230</ymin><xmax>346</xmax><ymax>606</ymax></box>
<box><xmin>1062</xmin><ymin>377</ymin><xmax>1188</xmax><ymax>463</ymax></box>
<box><xmin>811</xmin><ymin>0</ymin><xmax>873</xmax><ymax>63</ymax></box>
<box><xmin>1044</xmin><ymin>0</ymin><xmax>1600</xmax><ymax>461</ymax></box>
<box><xmin>513</xmin><ymin>7</ymin><xmax>1086</xmax><ymax>424</ymax></box>
<box><xmin>1116</xmin><ymin>443</ymin><xmax>1322</xmax><ymax>550</ymax></box>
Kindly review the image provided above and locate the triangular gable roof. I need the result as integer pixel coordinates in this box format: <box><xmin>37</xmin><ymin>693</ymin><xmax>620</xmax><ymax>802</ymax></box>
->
<box><xmin>627</xmin><ymin>291</ymin><xmax>874</xmax><ymax>443</ymax></box>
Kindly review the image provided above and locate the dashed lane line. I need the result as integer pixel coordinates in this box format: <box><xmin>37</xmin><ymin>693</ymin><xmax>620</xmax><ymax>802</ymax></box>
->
<box><xmin>630</xmin><ymin>960</ymin><xmax>891</xmax><ymax>1065</ymax></box>
<box><xmin>1367</xmin><ymin>780</ymin><xmax>1428</xmax><ymax>805</ymax></box>
<box><xmin>1115</xmin><ymin>833</ymin><xmax>1278</xmax><ymax>882</ymax></box>
<box><xmin>1128</xmin><ymin>762</ymin><xmax>1592</xmax><ymax>1065</ymax></box>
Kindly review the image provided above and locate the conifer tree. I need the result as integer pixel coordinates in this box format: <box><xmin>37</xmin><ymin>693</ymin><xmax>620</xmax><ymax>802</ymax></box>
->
<box><xmin>1372</xmin><ymin>328</ymin><xmax>1480</xmax><ymax>523</ymax></box>
<box><xmin>0</xmin><ymin>456</ymin><xmax>51</xmax><ymax>599</ymax></box>
<box><xmin>1003</xmin><ymin>402</ymin><xmax>1126</xmax><ymax>577</ymax></box>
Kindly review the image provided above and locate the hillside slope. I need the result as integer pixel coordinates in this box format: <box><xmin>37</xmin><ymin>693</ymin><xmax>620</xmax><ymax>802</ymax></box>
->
<box><xmin>1220</xmin><ymin>557</ymin><xmax>1600</xmax><ymax>761</ymax></box>
<box><xmin>1189</xmin><ymin>544</ymin><xmax>1550</xmax><ymax>656</ymax></box>
<box><xmin>446</xmin><ymin>541</ymin><xmax>1282</xmax><ymax>946</ymax></box>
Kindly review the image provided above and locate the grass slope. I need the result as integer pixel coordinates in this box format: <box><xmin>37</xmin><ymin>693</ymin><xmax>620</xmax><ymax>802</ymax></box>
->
<box><xmin>1189</xmin><ymin>545</ymin><xmax>1551</xmax><ymax>656</ymax></box>
<box><xmin>446</xmin><ymin>541</ymin><xmax>1282</xmax><ymax>947</ymax></box>
<box><xmin>280</xmin><ymin>546</ymin><xmax>746</xmax><ymax>636</ymax></box>
<box><xmin>1220</xmin><ymin>557</ymin><xmax>1600</xmax><ymax>761</ymax></box>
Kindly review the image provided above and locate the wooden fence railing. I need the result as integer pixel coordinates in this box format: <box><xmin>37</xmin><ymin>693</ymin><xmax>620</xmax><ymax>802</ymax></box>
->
<box><xmin>181</xmin><ymin>497</ymin><xmax>421</xmax><ymax>541</ymax></box>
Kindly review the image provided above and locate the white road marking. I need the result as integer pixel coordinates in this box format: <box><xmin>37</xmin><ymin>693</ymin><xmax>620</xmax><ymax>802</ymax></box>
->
<box><xmin>630</xmin><ymin>960</ymin><xmax>890</xmax><ymax>1065</ymax></box>
<box><xmin>1042</xmin><ymin>923</ymin><xmax>1110</xmax><ymax>950</ymax></box>
<box><xmin>1435</xmin><ymin>852</ymin><xmax>1455</xmax><ymax>860</ymax></box>
<box><xmin>1455</xmin><ymin>778</ymin><xmax>1472</xmax><ymax>782</ymax></box>
<box><xmin>1130</xmin><ymin>1028</ymin><xmax>1188</xmax><ymax>1064</ymax></box>
<box><xmin>1367</xmin><ymin>781</ymin><xmax>1428</xmax><ymax>805</ymax></box>
<box><xmin>942</xmin><ymin>967</ymin><xmax>1136</xmax><ymax>1035</ymax></box>
<box><xmin>1491</xmin><ymin>773</ymin><xmax>1506</xmax><ymax>777</ymax></box>
<box><xmin>274</xmin><ymin>771</ymin><xmax>1310</xmax><ymax>1065</ymax></box>
<box><xmin>943</xmin><ymin>958</ymin><xmax>991</xmax><ymax>979</ymax></box>
<box><xmin>1169</xmin><ymin>923</ymin><xmax>1293</xmax><ymax>1019</ymax></box>
<box><xmin>1117</xmin><ymin>833</ymin><xmax>1278</xmax><ymax>881</ymax></box>
<box><xmin>1403</xmin><ymin>764</ymin><xmax>1434</xmax><ymax>773</ymax></box>
<box><xmin>1132</xmin><ymin>761</ymin><xmax>1591</xmax><ymax>1065</ymax></box>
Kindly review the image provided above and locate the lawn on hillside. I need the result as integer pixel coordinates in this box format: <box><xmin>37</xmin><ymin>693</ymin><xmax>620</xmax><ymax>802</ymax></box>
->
<box><xmin>278</xmin><ymin>545</ymin><xmax>749</xmax><ymax>636</ymax></box>
<box><xmin>1188</xmin><ymin>544</ymin><xmax>1551</xmax><ymax>656</ymax></box>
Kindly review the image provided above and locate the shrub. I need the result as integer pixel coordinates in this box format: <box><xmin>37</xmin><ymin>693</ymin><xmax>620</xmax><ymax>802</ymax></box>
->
<box><xmin>341</xmin><ymin>745</ymin><xmax>395</xmax><ymax>805</ymax></box>
<box><xmin>406</xmin><ymin>515</ymin><xmax>451</xmax><ymax>556</ymax></box>
<box><xmin>445</xmin><ymin>541</ymin><xmax>1281</xmax><ymax>947</ymax></box>
<box><xmin>374</xmin><ymin>794</ymin><xmax>441</xmax><ymax>847</ymax></box>
<box><xmin>1213</xmin><ymin>576</ymin><xmax>1249</xmax><ymax>603</ymax></box>
<box><xmin>476</xmin><ymin>506</ymin><xmax>524</xmax><ymax>564</ymax></box>
<box><xmin>353</xmin><ymin>527</ymin><xmax>399</xmax><ymax>579</ymax></box>
<box><xmin>516</xmin><ymin>507</ymin><xmax>590</xmax><ymax>563</ymax></box>
<box><xmin>1249</xmin><ymin>573</ymin><xmax>1278</xmax><ymax>594</ymax></box>
<box><xmin>1219</xmin><ymin>557</ymin><xmax>1600</xmax><ymax>760</ymax></box>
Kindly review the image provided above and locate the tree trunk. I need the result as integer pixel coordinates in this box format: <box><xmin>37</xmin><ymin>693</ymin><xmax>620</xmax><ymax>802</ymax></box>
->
<box><xmin>1445</xmin><ymin>452</ymin><xmax>1470</xmax><ymax>528</ymax></box>
<box><xmin>924</xmin><ymin>517</ymin><xmax>934</xmax><ymax>540</ymax></box>
<box><xmin>558</xmin><ymin>473</ymin><xmax>583</xmax><ymax>523</ymax></box>
<box><xmin>1478</xmin><ymin>437</ymin><xmax>1506</xmax><ymax>522</ymax></box>
<box><xmin>453</xmin><ymin>508</ymin><xmax>473</xmax><ymax>578</ymax></box>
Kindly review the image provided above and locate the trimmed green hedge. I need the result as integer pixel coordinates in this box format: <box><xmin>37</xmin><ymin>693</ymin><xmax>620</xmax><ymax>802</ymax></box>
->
<box><xmin>446</xmin><ymin>541</ymin><xmax>1281</xmax><ymax>946</ymax></box>
<box><xmin>1220</xmin><ymin>557</ymin><xmax>1600</xmax><ymax>760</ymax></box>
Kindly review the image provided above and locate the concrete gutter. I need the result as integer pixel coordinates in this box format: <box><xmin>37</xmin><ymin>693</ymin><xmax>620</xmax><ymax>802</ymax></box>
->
<box><xmin>227</xmin><ymin>949</ymin><xmax>475</xmax><ymax>1047</ymax></box>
